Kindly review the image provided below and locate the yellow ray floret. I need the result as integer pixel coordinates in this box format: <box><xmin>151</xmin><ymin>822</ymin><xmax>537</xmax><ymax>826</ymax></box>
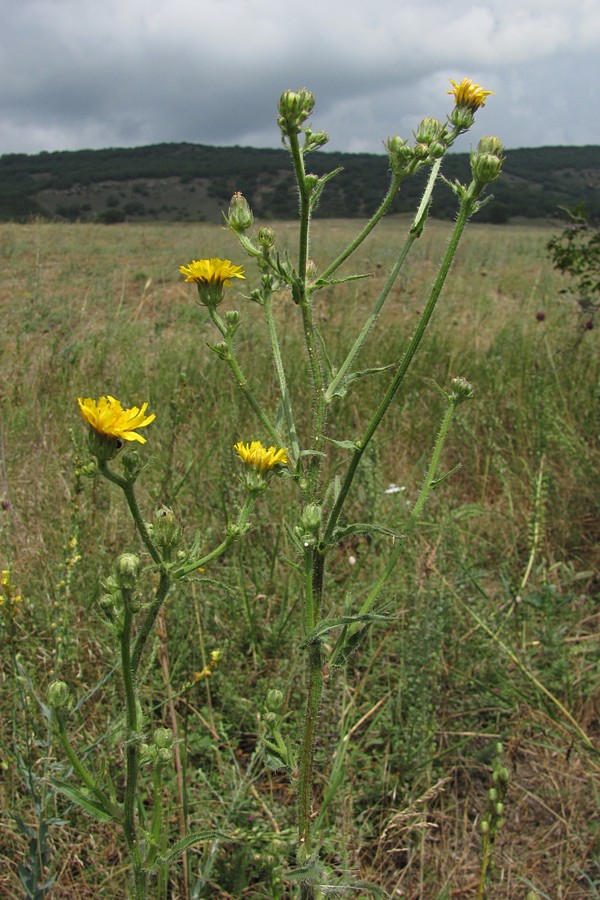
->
<box><xmin>234</xmin><ymin>440</ymin><xmax>288</xmax><ymax>473</ymax></box>
<box><xmin>448</xmin><ymin>78</ymin><xmax>494</xmax><ymax>111</ymax></box>
<box><xmin>78</xmin><ymin>395</ymin><xmax>156</xmax><ymax>444</ymax></box>
<box><xmin>179</xmin><ymin>258</ymin><xmax>245</xmax><ymax>285</ymax></box>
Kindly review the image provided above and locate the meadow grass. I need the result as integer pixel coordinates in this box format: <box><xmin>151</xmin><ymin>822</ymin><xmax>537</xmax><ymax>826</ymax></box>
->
<box><xmin>0</xmin><ymin>217</ymin><xmax>598</xmax><ymax>898</ymax></box>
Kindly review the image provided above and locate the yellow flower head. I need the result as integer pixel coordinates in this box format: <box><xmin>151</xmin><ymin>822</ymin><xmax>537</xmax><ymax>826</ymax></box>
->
<box><xmin>78</xmin><ymin>395</ymin><xmax>156</xmax><ymax>444</ymax></box>
<box><xmin>234</xmin><ymin>440</ymin><xmax>288</xmax><ymax>473</ymax></box>
<box><xmin>448</xmin><ymin>78</ymin><xmax>494</xmax><ymax>112</ymax></box>
<box><xmin>179</xmin><ymin>258</ymin><xmax>245</xmax><ymax>286</ymax></box>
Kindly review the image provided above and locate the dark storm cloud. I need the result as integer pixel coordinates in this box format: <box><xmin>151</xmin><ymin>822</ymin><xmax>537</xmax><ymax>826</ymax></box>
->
<box><xmin>1</xmin><ymin>0</ymin><xmax>599</xmax><ymax>155</ymax></box>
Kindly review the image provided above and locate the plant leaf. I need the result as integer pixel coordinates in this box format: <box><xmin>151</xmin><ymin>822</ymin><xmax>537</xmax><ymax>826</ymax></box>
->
<box><xmin>301</xmin><ymin>612</ymin><xmax>392</xmax><ymax>646</ymax></box>
<box><xmin>161</xmin><ymin>830</ymin><xmax>232</xmax><ymax>864</ymax></box>
<box><xmin>52</xmin><ymin>780</ymin><xmax>115</xmax><ymax>823</ymax></box>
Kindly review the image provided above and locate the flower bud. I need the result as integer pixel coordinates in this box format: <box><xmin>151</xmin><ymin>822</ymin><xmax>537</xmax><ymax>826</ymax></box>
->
<box><xmin>471</xmin><ymin>137</ymin><xmax>504</xmax><ymax>186</ymax></box>
<box><xmin>153</xmin><ymin>507</ymin><xmax>182</xmax><ymax>551</ymax></box>
<box><xmin>227</xmin><ymin>192</ymin><xmax>254</xmax><ymax>233</ymax></box>
<box><xmin>209</xmin><ymin>341</ymin><xmax>230</xmax><ymax>360</ymax></box>
<box><xmin>224</xmin><ymin>309</ymin><xmax>241</xmax><ymax>335</ymax></box>
<box><xmin>384</xmin><ymin>136</ymin><xmax>414</xmax><ymax>177</ymax></box>
<box><xmin>115</xmin><ymin>553</ymin><xmax>141</xmax><ymax>589</ymax></box>
<box><xmin>97</xmin><ymin>592</ymin><xmax>118</xmax><ymax>621</ymax></box>
<box><xmin>258</xmin><ymin>227</ymin><xmax>275</xmax><ymax>249</ymax></box>
<box><xmin>414</xmin><ymin>117</ymin><xmax>443</xmax><ymax>145</ymax></box>
<box><xmin>266</xmin><ymin>689</ymin><xmax>284</xmax><ymax>713</ymax></box>
<box><xmin>157</xmin><ymin>747</ymin><xmax>173</xmax><ymax>766</ymax></box>
<box><xmin>300</xmin><ymin>503</ymin><xmax>322</xmax><ymax>534</ymax></box>
<box><xmin>428</xmin><ymin>140</ymin><xmax>446</xmax><ymax>159</ymax></box>
<box><xmin>449</xmin><ymin>376</ymin><xmax>474</xmax><ymax>404</ymax></box>
<box><xmin>121</xmin><ymin>451</ymin><xmax>144</xmax><ymax>482</ymax></box>
<box><xmin>277</xmin><ymin>89</ymin><xmax>315</xmax><ymax>136</ymax></box>
<box><xmin>304</xmin><ymin>129</ymin><xmax>329</xmax><ymax>151</ymax></box>
<box><xmin>154</xmin><ymin>727</ymin><xmax>174</xmax><ymax>749</ymax></box>
<box><xmin>140</xmin><ymin>742</ymin><xmax>157</xmax><ymax>766</ymax></box>
<box><xmin>48</xmin><ymin>680</ymin><xmax>73</xmax><ymax>712</ymax></box>
<box><xmin>76</xmin><ymin>460</ymin><xmax>98</xmax><ymax>478</ymax></box>
<box><xmin>478</xmin><ymin>137</ymin><xmax>504</xmax><ymax>157</ymax></box>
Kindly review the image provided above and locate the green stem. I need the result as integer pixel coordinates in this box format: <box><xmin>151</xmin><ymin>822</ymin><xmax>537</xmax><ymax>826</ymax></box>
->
<box><xmin>264</xmin><ymin>291</ymin><xmax>300</xmax><ymax>462</ymax></box>
<box><xmin>477</xmin><ymin>832</ymin><xmax>491</xmax><ymax>900</ymax></box>
<box><xmin>173</xmin><ymin>492</ymin><xmax>257</xmax><ymax>579</ymax></box>
<box><xmin>319</xmin><ymin>173</ymin><xmax>403</xmax><ymax>281</ymax></box>
<box><xmin>286</xmin><ymin>131</ymin><xmax>327</xmax><ymax>496</ymax></box>
<box><xmin>322</xmin><ymin>190</ymin><xmax>477</xmax><ymax>546</ymax></box>
<box><xmin>146</xmin><ymin>763</ymin><xmax>163</xmax><ymax>869</ymax></box>
<box><xmin>209</xmin><ymin>307</ymin><xmax>283</xmax><ymax>447</ymax></box>
<box><xmin>296</xmin><ymin>547</ymin><xmax>327</xmax><ymax>868</ymax></box>
<box><xmin>131</xmin><ymin>570</ymin><xmax>171</xmax><ymax>675</ymax></box>
<box><xmin>99</xmin><ymin>462</ymin><xmax>162</xmax><ymax>567</ymax></box>
<box><xmin>121</xmin><ymin>593</ymin><xmax>142</xmax><ymax>872</ymax></box>
<box><xmin>325</xmin><ymin>232</ymin><xmax>416</xmax><ymax>403</ymax></box>
<box><xmin>324</xmin><ymin>158</ymin><xmax>444</xmax><ymax>404</ymax></box>
<box><xmin>287</xmin><ymin>131</ymin><xmax>310</xmax><ymax>282</ymax></box>
<box><xmin>297</xmin><ymin>642</ymin><xmax>324</xmax><ymax>858</ymax></box>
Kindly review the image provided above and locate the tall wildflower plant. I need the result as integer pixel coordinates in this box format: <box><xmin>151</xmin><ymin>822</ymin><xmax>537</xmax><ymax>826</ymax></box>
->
<box><xmin>51</xmin><ymin>79</ymin><xmax>504</xmax><ymax>898</ymax></box>
<box><xmin>188</xmin><ymin>80</ymin><xmax>502</xmax><ymax>896</ymax></box>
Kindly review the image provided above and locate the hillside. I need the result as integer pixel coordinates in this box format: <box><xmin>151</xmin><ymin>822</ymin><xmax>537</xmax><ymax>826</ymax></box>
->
<box><xmin>0</xmin><ymin>142</ymin><xmax>598</xmax><ymax>223</ymax></box>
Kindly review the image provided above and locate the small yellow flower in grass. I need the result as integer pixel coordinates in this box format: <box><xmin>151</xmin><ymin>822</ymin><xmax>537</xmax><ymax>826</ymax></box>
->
<box><xmin>180</xmin><ymin>257</ymin><xmax>245</xmax><ymax>308</ymax></box>
<box><xmin>234</xmin><ymin>440</ymin><xmax>288</xmax><ymax>492</ymax></box>
<box><xmin>78</xmin><ymin>395</ymin><xmax>155</xmax><ymax>461</ymax></box>
<box><xmin>179</xmin><ymin>258</ymin><xmax>245</xmax><ymax>285</ymax></box>
<box><xmin>78</xmin><ymin>396</ymin><xmax>155</xmax><ymax>444</ymax></box>
<box><xmin>234</xmin><ymin>440</ymin><xmax>288</xmax><ymax>473</ymax></box>
<box><xmin>448</xmin><ymin>78</ymin><xmax>494</xmax><ymax>112</ymax></box>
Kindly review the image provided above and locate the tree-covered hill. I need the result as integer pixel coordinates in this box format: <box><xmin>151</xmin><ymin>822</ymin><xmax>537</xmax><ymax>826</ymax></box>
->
<box><xmin>0</xmin><ymin>142</ymin><xmax>598</xmax><ymax>223</ymax></box>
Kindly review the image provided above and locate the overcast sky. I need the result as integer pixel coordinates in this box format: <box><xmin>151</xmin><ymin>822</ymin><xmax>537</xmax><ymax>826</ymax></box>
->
<box><xmin>2</xmin><ymin>0</ymin><xmax>599</xmax><ymax>158</ymax></box>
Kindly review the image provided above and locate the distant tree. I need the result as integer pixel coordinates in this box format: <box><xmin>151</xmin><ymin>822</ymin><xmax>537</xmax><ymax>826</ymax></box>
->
<box><xmin>547</xmin><ymin>204</ymin><xmax>600</xmax><ymax>321</ymax></box>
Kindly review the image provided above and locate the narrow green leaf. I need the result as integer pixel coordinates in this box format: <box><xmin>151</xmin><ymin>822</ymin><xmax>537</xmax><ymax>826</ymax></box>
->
<box><xmin>52</xmin><ymin>780</ymin><xmax>115</xmax><ymax>823</ymax></box>
<box><xmin>302</xmin><ymin>612</ymin><xmax>391</xmax><ymax>646</ymax></box>
<box><xmin>162</xmin><ymin>830</ymin><xmax>232</xmax><ymax>864</ymax></box>
<box><xmin>323</xmin><ymin>437</ymin><xmax>360</xmax><ymax>451</ymax></box>
<box><xmin>333</xmin><ymin>522</ymin><xmax>401</xmax><ymax>542</ymax></box>
<box><xmin>313</xmin><ymin>272</ymin><xmax>371</xmax><ymax>288</ymax></box>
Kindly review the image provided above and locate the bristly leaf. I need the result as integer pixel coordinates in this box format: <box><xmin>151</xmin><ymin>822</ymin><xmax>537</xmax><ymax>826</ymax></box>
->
<box><xmin>327</xmin><ymin>363</ymin><xmax>395</xmax><ymax>400</ymax></box>
<box><xmin>301</xmin><ymin>612</ymin><xmax>392</xmax><ymax>647</ymax></box>
<box><xmin>160</xmin><ymin>830</ymin><xmax>232</xmax><ymax>865</ymax></box>
<box><xmin>313</xmin><ymin>272</ymin><xmax>372</xmax><ymax>289</ymax></box>
<box><xmin>323</xmin><ymin>436</ymin><xmax>361</xmax><ymax>451</ymax></box>
<box><xmin>52</xmin><ymin>781</ymin><xmax>115</xmax><ymax>823</ymax></box>
<box><xmin>309</xmin><ymin>167</ymin><xmax>343</xmax><ymax>213</ymax></box>
<box><xmin>332</xmin><ymin>522</ymin><xmax>402</xmax><ymax>542</ymax></box>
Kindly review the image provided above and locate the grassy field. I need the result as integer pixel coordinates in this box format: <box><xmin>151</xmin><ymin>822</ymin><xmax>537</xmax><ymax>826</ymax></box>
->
<box><xmin>0</xmin><ymin>217</ymin><xmax>598</xmax><ymax>899</ymax></box>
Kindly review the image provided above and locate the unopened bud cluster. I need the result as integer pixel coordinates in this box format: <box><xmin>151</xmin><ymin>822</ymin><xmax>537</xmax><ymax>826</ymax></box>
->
<box><xmin>277</xmin><ymin>89</ymin><xmax>315</xmax><ymax>137</ymax></box>
<box><xmin>385</xmin><ymin>117</ymin><xmax>450</xmax><ymax>179</ymax></box>
<box><xmin>481</xmin><ymin>744</ymin><xmax>509</xmax><ymax>837</ymax></box>
<box><xmin>449</xmin><ymin>376</ymin><xmax>474</xmax><ymax>404</ymax></box>
<box><xmin>141</xmin><ymin>727</ymin><xmax>175</xmax><ymax>767</ymax></box>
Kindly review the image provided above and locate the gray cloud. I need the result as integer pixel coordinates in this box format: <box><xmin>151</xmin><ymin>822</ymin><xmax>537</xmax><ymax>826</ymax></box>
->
<box><xmin>1</xmin><ymin>0</ymin><xmax>599</xmax><ymax>155</ymax></box>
